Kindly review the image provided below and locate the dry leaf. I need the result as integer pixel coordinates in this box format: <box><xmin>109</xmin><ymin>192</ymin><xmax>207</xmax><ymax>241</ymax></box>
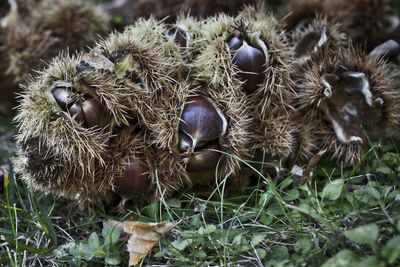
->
<box><xmin>290</xmin><ymin>165</ymin><xmax>303</xmax><ymax>178</ymax></box>
<box><xmin>124</xmin><ymin>220</ymin><xmax>178</xmax><ymax>266</ymax></box>
<box><xmin>82</xmin><ymin>50</ymin><xmax>114</xmax><ymax>72</ymax></box>
<box><xmin>102</xmin><ymin>219</ymin><xmax>130</xmax><ymax>241</ymax></box>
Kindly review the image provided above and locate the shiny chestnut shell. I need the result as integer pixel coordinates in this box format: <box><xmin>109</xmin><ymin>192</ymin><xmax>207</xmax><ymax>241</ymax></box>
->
<box><xmin>166</xmin><ymin>24</ymin><xmax>189</xmax><ymax>49</ymax></box>
<box><xmin>51</xmin><ymin>87</ymin><xmax>109</xmax><ymax>128</ymax></box>
<box><xmin>113</xmin><ymin>156</ymin><xmax>151</xmax><ymax>200</ymax></box>
<box><xmin>294</xmin><ymin>27</ymin><xmax>328</xmax><ymax>59</ymax></box>
<box><xmin>228</xmin><ymin>36</ymin><xmax>266</xmax><ymax>94</ymax></box>
<box><xmin>179</xmin><ymin>95</ymin><xmax>227</xmax><ymax>149</ymax></box>
<box><xmin>52</xmin><ymin>87</ymin><xmax>72</xmax><ymax>112</ymax></box>
<box><xmin>186</xmin><ymin>140</ymin><xmax>222</xmax><ymax>172</ymax></box>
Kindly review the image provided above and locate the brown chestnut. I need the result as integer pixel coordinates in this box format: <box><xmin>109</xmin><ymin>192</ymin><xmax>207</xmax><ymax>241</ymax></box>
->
<box><xmin>179</xmin><ymin>96</ymin><xmax>227</xmax><ymax>151</ymax></box>
<box><xmin>68</xmin><ymin>97</ymin><xmax>107</xmax><ymax>128</ymax></box>
<box><xmin>0</xmin><ymin>0</ymin><xmax>10</xmax><ymax>19</ymax></box>
<box><xmin>81</xmin><ymin>99</ymin><xmax>107</xmax><ymax>128</ymax></box>
<box><xmin>51</xmin><ymin>88</ymin><xmax>109</xmax><ymax>128</ymax></box>
<box><xmin>294</xmin><ymin>27</ymin><xmax>328</xmax><ymax>59</ymax></box>
<box><xmin>178</xmin><ymin>96</ymin><xmax>227</xmax><ymax>173</ymax></box>
<box><xmin>228</xmin><ymin>36</ymin><xmax>267</xmax><ymax>94</ymax></box>
<box><xmin>165</xmin><ymin>24</ymin><xmax>189</xmax><ymax>49</ymax></box>
<box><xmin>369</xmin><ymin>40</ymin><xmax>400</xmax><ymax>61</ymax></box>
<box><xmin>113</xmin><ymin>156</ymin><xmax>151</xmax><ymax>209</ymax></box>
<box><xmin>178</xmin><ymin>130</ymin><xmax>192</xmax><ymax>152</ymax></box>
<box><xmin>321</xmin><ymin>71</ymin><xmax>381</xmax><ymax>145</ymax></box>
<box><xmin>68</xmin><ymin>101</ymin><xmax>86</xmax><ymax>125</ymax></box>
<box><xmin>51</xmin><ymin>87</ymin><xmax>72</xmax><ymax>112</ymax></box>
<box><xmin>384</xmin><ymin>15</ymin><xmax>400</xmax><ymax>33</ymax></box>
<box><xmin>186</xmin><ymin>140</ymin><xmax>222</xmax><ymax>172</ymax></box>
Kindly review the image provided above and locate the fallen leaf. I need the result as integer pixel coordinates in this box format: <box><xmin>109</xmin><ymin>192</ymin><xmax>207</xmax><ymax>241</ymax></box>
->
<box><xmin>290</xmin><ymin>165</ymin><xmax>303</xmax><ymax>178</ymax></box>
<box><xmin>102</xmin><ymin>220</ymin><xmax>130</xmax><ymax>241</ymax></box>
<box><xmin>82</xmin><ymin>50</ymin><xmax>115</xmax><ymax>72</ymax></box>
<box><xmin>124</xmin><ymin>215</ymin><xmax>184</xmax><ymax>266</ymax></box>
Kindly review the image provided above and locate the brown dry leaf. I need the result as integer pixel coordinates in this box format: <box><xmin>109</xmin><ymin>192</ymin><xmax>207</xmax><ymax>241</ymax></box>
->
<box><xmin>82</xmin><ymin>50</ymin><xmax>114</xmax><ymax>72</ymax></box>
<box><xmin>124</xmin><ymin>220</ymin><xmax>177</xmax><ymax>266</ymax></box>
<box><xmin>102</xmin><ymin>219</ymin><xmax>130</xmax><ymax>241</ymax></box>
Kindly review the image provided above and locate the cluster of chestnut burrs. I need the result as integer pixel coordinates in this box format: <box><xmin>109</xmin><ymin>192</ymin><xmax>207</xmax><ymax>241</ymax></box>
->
<box><xmin>0</xmin><ymin>0</ymin><xmax>110</xmax><ymax>114</ymax></box>
<box><xmin>14</xmin><ymin>3</ymin><xmax>400</xmax><ymax>211</ymax></box>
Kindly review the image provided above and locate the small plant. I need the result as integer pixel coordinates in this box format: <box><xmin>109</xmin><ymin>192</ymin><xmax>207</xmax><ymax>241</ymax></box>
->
<box><xmin>52</xmin><ymin>227</ymin><xmax>123</xmax><ymax>266</ymax></box>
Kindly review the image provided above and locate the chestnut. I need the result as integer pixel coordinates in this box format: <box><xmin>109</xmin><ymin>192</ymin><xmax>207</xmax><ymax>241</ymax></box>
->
<box><xmin>114</xmin><ymin>156</ymin><xmax>151</xmax><ymax>199</ymax></box>
<box><xmin>369</xmin><ymin>40</ymin><xmax>400</xmax><ymax>61</ymax></box>
<box><xmin>51</xmin><ymin>87</ymin><xmax>109</xmax><ymax>128</ymax></box>
<box><xmin>294</xmin><ymin>26</ymin><xmax>328</xmax><ymax>59</ymax></box>
<box><xmin>51</xmin><ymin>87</ymin><xmax>72</xmax><ymax>112</ymax></box>
<box><xmin>68</xmin><ymin>102</ymin><xmax>86</xmax><ymax>125</ymax></box>
<box><xmin>113</xmin><ymin>155</ymin><xmax>151</xmax><ymax>213</ymax></box>
<box><xmin>0</xmin><ymin>0</ymin><xmax>11</xmax><ymax>21</ymax></box>
<box><xmin>321</xmin><ymin>71</ymin><xmax>381</xmax><ymax>145</ymax></box>
<box><xmin>178</xmin><ymin>130</ymin><xmax>192</xmax><ymax>152</ymax></box>
<box><xmin>385</xmin><ymin>15</ymin><xmax>400</xmax><ymax>33</ymax></box>
<box><xmin>80</xmin><ymin>98</ymin><xmax>106</xmax><ymax>128</ymax></box>
<box><xmin>165</xmin><ymin>24</ymin><xmax>189</xmax><ymax>49</ymax></box>
<box><xmin>179</xmin><ymin>96</ymin><xmax>227</xmax><ymax>151</ymax></box>
<box><xmin>186</xmin><ymin>140</ymin><xmax>222</xmax><ymax>172</ymax></box>
<box><xmin>178</xmin><ymin>95</ymin><xmax>226</xmax><ymax>172</ymax></box>
<box><xmin>228</xmin><ymin>36</ymin><xmax>267</xmax><ymax>94</ymax></box>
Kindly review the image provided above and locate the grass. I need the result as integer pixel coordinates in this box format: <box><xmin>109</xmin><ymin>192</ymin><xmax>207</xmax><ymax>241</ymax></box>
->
<box><xmin>1</xmin><ymin>1</ymin><xmax>400</xmax><ymax>266</ymax></box>
<box><xmin>0</xmin><ymin>112</ymin><xmax>399</xmax><ymax>266</ymax></box>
